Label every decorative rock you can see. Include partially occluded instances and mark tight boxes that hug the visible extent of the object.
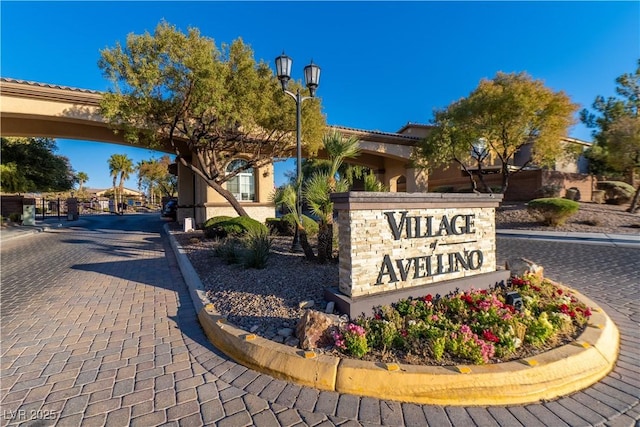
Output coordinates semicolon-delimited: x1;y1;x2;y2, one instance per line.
277;328;294;337
325;301;335;314
299;300;315;309
505;257;544;279
285;337;300;347
296;310;340;350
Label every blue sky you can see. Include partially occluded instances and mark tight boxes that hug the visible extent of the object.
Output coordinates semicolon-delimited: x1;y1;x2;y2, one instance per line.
2;1;638;190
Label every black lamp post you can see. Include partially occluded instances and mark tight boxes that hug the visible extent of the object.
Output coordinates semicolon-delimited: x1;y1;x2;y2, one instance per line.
275;52;321;250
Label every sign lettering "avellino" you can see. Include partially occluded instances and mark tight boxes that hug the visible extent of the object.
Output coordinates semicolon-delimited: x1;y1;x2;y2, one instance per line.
375;211;484;285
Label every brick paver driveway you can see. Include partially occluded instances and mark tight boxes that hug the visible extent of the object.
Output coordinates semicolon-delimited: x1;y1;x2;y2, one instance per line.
1;214;638;426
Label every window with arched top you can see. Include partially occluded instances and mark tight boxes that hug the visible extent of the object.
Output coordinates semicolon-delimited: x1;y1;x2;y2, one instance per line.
226;159;255;201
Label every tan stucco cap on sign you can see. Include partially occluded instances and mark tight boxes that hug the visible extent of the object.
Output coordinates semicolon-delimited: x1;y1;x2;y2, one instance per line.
330;192;504;211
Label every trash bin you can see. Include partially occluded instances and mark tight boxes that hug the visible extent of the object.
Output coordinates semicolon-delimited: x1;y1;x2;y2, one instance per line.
184;217;194;232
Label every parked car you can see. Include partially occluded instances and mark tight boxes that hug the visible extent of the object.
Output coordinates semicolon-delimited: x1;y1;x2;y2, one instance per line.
161;199;177;220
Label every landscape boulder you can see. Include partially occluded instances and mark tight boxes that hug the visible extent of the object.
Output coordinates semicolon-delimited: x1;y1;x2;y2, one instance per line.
506;257;544;280
296;310;340;350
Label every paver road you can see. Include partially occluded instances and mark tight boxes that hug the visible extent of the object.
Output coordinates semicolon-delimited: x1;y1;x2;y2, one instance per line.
1;214;638;426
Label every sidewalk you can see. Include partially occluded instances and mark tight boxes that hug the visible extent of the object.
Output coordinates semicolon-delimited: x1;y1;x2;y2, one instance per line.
0;216;92;242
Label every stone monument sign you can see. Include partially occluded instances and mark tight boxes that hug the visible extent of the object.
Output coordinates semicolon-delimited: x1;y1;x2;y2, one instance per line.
326;192;510;317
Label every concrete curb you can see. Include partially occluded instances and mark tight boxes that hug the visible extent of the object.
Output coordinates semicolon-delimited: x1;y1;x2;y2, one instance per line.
165;227;620;406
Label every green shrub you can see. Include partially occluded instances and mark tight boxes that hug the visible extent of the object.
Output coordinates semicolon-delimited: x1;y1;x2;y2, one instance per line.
203;215;233;229
8;212;21;223
527;198;580;227
241;228;273;269
281;213;319;236
204;216;267;239
596;181;634;205
265;217;294;236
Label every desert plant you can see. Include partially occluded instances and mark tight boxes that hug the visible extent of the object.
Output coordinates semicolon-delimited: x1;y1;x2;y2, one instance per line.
527;198;580;226
213;238;245;264
241;228;272;269
8;212;21;223
596;181;635;205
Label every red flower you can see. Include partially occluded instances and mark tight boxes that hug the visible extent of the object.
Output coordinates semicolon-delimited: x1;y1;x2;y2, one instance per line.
557;289;563;295
482;330;500;343
400;329;408;337
423;294;433;302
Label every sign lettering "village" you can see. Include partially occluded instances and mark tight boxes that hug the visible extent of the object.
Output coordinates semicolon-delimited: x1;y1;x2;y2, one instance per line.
375;211;484;285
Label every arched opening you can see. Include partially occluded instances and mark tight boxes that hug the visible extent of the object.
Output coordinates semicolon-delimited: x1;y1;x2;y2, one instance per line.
390;175;407;192
226;159;255;201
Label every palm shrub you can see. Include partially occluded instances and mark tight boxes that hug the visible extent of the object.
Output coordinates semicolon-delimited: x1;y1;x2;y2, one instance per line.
527;198;580;226
304;131;361;263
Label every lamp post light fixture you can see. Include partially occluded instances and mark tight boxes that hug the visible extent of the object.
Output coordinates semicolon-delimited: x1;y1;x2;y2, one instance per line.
275;52;321;250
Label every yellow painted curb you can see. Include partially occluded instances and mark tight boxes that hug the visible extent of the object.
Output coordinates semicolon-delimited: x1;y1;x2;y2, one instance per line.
197;285;619;406
198;309;339;390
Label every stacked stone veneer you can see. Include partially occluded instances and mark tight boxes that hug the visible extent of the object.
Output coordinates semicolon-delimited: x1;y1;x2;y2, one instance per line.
331;192;504;299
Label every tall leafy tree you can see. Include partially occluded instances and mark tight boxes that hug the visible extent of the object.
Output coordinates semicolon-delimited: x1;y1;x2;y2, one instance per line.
108;154;134;212
416;72;578;193
99;21;326;217
581;60;640;212
581;60;640;178
137;155;177;202
0;137;75;193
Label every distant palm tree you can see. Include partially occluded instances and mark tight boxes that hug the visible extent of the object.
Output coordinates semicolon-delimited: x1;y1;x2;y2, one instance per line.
76;171;89;192
108;154;134;213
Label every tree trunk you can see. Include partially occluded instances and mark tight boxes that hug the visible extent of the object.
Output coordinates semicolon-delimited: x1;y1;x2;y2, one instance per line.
317;222;330;264
501;165;510;194
628;185;640;214
298;225;316;261
326;221;334;262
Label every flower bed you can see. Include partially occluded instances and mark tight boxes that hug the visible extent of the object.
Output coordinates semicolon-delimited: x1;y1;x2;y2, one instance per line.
330;274;592;365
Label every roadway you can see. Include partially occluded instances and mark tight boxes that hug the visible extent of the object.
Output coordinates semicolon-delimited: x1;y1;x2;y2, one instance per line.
0;213;638;426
